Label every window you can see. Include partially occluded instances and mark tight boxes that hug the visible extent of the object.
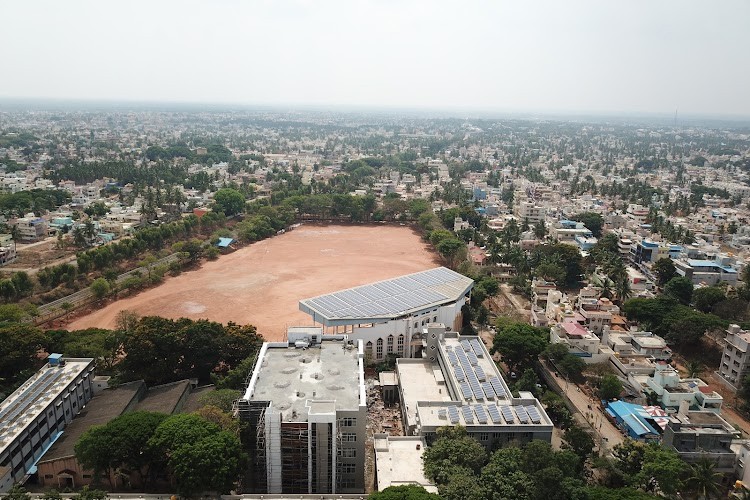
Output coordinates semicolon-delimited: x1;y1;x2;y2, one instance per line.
414;322;418;329
340;448;357;458
340;463;356;474
82;474;92;479
397;334;404;354
365;341;373;359
433;316;437;322
376;338;383;359
340;418;357;427
341;433;357;442
339;478;355;488
387;335;394;354
477;432;489;442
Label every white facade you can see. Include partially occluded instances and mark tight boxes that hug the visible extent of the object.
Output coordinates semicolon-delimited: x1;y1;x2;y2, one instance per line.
719;324;750;390
0;356;95;492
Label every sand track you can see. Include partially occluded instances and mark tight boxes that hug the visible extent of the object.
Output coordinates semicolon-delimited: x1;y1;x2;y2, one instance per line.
66;225;439;340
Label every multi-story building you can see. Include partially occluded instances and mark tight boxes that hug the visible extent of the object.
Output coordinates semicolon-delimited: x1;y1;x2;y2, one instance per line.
394;326;553;448
674;258;739;286
299;267;473;361
236;329;366;495
662;406;739;472
645;363;723;413
0;355;95;492
14;217;48;242
719;324;750;390
515;200;546;224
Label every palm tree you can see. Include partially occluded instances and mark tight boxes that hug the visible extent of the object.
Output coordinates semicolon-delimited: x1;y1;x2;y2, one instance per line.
686;360;705;379
684;457;724;499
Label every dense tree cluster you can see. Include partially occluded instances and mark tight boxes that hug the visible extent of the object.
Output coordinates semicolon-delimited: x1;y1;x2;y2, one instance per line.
76;412;246;496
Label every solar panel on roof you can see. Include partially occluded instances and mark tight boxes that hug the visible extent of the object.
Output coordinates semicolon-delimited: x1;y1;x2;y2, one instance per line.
482;382;495;400
489;377;507;398
447;405;460;424
460;381;473;399
438;408;447;419
487;405;503;424
514;406;529;423
461;405;474;424
460;340;471;351
501;405;515;423
455;366;465;382
467;351;478;365
470;339;484;357
526;406;542;424
474;366;486;381
473;405;488;424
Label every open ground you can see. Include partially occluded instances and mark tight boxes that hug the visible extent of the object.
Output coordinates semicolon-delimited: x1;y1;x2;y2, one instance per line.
66;224;440;340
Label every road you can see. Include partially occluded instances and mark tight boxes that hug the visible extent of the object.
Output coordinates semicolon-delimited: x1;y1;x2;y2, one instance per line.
542;360;624;452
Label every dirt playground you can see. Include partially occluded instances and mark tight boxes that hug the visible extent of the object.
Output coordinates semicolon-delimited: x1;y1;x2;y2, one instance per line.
66;225;440;340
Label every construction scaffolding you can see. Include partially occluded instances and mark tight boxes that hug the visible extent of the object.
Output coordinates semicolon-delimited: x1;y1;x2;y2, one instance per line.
279;422;309;493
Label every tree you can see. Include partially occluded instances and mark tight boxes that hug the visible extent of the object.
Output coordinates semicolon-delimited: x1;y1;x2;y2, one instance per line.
0;279;16;302
558;354;586;379
170;431;247;496
90;277;111;301
533;220;547;240
514;368;540;395
438;471;487;500
369;485;441;500
652;258;677;287
599;373;623;400
685;360;705;378
10;271;33;297
663;276;694;305
77;486;108;500
571;212;604;237
197;389;242;413
1;485;32;500
635;444;686;495
422;426;487;485
693;286;726;313
491;322;548;372
562;425;595;460
0;324;48;382
436;238;465;269
684;457;724;499
39;490;63;500
213;188;246;216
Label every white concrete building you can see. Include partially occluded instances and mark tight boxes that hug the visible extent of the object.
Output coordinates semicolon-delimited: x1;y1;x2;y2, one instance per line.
299;267;473;361
236;330;366;495
395;326;553;447
719;324;750;390
0;355;95;492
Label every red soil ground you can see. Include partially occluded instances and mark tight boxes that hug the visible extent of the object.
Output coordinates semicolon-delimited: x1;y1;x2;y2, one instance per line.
66;224;440;341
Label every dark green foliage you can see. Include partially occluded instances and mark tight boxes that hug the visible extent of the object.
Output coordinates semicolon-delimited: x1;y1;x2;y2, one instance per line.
571;212;604;237
652;258;677;287
0;189;71;216
213;188;246;216
663;276;694;305
692;286;726;313
598;373;623;400
491;320;549;371
120;317;262;385
531;243;583;287
422;427;488;485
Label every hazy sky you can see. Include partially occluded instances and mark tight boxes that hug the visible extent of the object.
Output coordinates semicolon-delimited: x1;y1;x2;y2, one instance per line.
2;0;748;116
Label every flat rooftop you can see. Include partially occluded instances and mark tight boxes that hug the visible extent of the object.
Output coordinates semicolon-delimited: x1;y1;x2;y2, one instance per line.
243;339;364;421
374;435;437;493
0;358;94;454
299;267;474;326
398;334;551;430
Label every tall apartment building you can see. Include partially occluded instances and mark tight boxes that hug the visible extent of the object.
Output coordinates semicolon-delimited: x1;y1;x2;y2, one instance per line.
719;324;750;391
515;200;546;224
236;329;366;495
0;355;95;492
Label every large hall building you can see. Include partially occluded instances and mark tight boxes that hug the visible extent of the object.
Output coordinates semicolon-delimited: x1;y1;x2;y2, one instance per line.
299;267;473;361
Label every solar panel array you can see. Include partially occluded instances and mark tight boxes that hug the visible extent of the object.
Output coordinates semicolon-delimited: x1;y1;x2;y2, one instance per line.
446;341;508;402
437;403;546;426
300;267;473;320
447;405;460;424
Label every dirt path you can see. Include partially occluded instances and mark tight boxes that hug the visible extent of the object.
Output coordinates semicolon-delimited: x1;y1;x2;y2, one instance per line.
66;225;440;340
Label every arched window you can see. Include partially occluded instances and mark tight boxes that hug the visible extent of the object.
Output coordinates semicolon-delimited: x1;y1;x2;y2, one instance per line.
376;338;383;359
365;341;373;359
397;334;405;354
387;335;394;354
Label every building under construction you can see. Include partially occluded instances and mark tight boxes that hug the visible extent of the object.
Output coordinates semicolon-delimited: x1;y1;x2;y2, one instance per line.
235;327;366;495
